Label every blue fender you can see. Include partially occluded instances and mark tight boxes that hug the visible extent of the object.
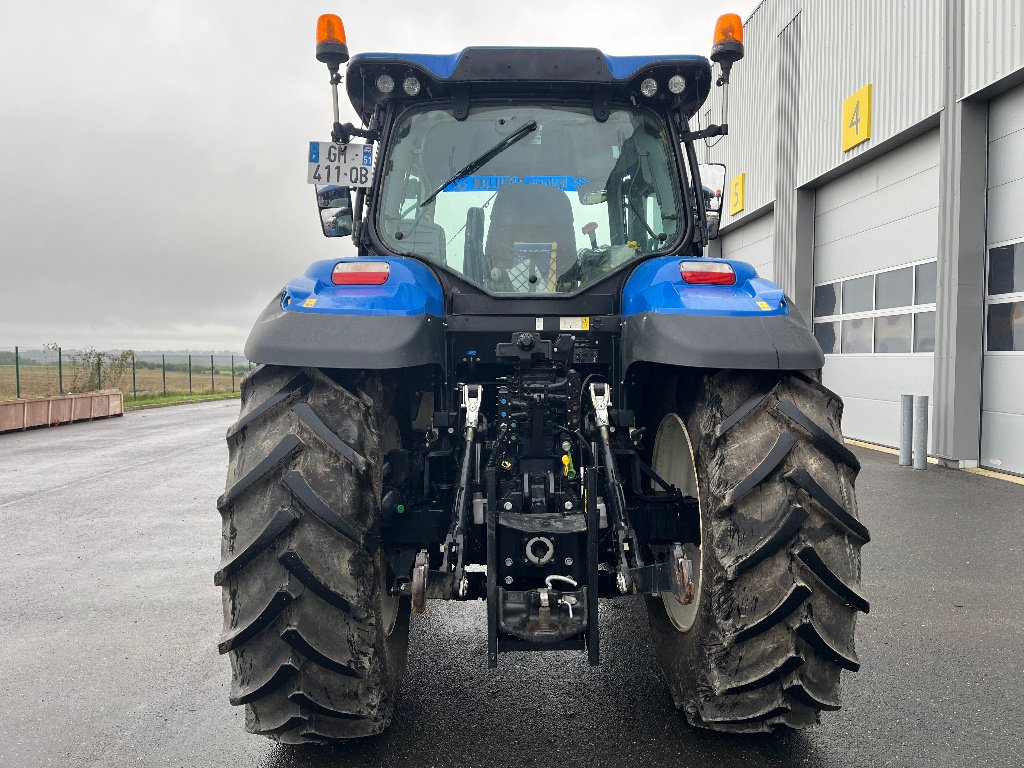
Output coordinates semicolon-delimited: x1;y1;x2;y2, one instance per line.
244;257;446;370
620;257;823;371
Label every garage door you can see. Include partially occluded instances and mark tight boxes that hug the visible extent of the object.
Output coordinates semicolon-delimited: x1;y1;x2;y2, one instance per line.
981;84;1024;475
720;211;774;281
810;130;940;449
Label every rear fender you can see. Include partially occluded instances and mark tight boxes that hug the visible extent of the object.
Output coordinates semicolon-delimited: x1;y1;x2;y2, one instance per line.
244;257;446;370
621;257;824;371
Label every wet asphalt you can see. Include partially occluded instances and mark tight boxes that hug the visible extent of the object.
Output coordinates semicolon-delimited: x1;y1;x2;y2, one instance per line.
0;400;1022;768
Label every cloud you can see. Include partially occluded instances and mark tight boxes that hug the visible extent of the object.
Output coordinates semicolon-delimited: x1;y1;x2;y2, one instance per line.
0;0;758;351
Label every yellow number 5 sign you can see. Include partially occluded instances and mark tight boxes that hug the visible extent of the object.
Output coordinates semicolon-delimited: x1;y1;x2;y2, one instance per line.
729;172;745;215
842;84;872;152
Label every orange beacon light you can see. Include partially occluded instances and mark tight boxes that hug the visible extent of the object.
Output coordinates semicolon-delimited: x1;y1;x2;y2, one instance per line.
316;14;349;70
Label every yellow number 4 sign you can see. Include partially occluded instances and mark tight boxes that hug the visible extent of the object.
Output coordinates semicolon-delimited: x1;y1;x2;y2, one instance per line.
729;172;745;216
842;84;872;152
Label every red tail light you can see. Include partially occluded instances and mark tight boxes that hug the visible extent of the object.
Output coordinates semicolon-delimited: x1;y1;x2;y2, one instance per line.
679;261;736;285
332;261;390;285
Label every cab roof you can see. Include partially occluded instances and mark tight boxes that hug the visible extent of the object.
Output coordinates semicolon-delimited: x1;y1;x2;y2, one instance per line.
345;47;712;124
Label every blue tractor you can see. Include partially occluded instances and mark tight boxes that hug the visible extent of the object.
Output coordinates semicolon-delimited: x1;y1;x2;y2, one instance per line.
217;13;869;743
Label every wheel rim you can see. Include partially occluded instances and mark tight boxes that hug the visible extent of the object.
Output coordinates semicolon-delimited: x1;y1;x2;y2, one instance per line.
652;413;703;633
380;414;402;637
380;553;400;636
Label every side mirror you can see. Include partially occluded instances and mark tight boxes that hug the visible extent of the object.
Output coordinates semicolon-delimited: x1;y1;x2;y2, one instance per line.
316;184;353;238
698;163;726;213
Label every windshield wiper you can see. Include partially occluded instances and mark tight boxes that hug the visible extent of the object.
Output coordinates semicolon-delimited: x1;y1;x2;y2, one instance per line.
417;120;538;210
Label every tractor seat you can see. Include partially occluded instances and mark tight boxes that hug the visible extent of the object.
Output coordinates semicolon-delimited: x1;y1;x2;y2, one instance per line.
485;184;578;282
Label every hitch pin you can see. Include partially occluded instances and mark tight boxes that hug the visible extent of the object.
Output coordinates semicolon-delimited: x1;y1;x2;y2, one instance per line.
559;597;574;619
545;575;579;619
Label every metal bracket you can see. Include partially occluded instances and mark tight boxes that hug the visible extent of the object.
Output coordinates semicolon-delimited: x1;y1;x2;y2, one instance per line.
677;124;728;142
588;382;611;428
462;383;482;430
452;86;470;121
592;86;611;123
628;543;694;603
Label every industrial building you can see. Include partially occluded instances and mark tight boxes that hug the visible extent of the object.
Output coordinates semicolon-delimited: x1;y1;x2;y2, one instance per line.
702;0;1024;474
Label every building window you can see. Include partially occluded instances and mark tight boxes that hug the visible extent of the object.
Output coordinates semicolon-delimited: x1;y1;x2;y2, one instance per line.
986;303;1024;351
842;318;872;353
814;283;840;317
876;267;913;310
843;275;874;314
988;243;1024;296
914;311;936;353
814;321;840;354
915;261;937;304
813;260;938;355
987;244;1024;353
874;313;912;353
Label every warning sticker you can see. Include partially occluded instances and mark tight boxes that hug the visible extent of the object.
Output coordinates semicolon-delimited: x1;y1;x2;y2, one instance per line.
756;301;772;311
303;298;317;308
559;317;590;331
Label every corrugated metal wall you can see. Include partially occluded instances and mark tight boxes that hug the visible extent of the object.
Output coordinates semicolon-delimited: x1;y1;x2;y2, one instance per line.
772;14;806;305
700;0;799;228
719;211;775;280
707;0;1024;192
796;0;944;186
981;82;1024;473
813;131;941;283
963;0;1024;97
699;0;1024;462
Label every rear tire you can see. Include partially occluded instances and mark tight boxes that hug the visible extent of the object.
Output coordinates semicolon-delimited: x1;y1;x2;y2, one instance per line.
645;370;868;732
216;365;410;744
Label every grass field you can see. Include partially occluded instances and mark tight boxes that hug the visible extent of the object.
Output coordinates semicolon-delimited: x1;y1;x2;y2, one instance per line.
124;391;241;409
0;363;250;401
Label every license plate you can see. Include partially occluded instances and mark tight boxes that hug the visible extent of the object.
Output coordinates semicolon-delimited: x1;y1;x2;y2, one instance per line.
307;142;375;187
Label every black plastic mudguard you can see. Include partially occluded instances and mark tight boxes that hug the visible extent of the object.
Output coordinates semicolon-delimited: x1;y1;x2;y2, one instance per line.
243;297;446;370
621;307;824;372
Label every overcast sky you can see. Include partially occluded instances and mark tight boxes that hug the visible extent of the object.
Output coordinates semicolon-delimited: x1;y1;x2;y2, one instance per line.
0;0;759;351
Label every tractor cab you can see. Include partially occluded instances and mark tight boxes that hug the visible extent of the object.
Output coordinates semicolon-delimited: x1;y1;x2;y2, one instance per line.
313;47;730;297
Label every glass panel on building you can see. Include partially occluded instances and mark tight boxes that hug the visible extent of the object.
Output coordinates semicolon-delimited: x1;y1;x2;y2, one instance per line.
876;267;913;309
915;261;937;305
841;318;872;353
874;313;912;352
814;283;839;317
988;244;1024;296
914;310;936;353
987;301;1024;351
814;321;840;354
843;275;874;314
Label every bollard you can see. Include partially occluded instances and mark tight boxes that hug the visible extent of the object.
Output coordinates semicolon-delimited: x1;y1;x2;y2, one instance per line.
913;395;929;470
899;394;913;467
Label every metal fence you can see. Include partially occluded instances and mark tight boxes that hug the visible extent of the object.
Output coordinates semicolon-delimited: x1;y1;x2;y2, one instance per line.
0;346;254;402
